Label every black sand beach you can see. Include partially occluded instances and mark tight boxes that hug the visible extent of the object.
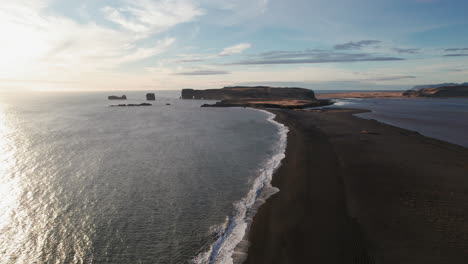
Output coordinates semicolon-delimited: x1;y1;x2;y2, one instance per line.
244;108;468;264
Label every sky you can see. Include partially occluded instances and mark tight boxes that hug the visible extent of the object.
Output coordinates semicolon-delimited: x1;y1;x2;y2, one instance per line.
0;0;467;91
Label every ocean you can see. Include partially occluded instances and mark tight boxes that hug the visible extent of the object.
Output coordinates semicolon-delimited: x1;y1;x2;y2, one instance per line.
0;91;287;264
2;90;467;264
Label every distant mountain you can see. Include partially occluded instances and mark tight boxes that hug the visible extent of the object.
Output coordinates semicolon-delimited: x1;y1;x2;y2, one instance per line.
412;83;468;90
404;85;468;97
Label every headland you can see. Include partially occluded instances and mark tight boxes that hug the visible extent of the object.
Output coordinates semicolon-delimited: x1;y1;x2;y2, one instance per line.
182;86;332;109
317;84;468;99
180;86;468;263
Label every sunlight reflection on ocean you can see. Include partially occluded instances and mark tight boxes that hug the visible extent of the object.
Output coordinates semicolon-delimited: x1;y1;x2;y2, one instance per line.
0;91;280;263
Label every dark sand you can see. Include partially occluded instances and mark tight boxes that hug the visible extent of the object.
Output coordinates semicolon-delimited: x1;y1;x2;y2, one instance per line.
244;108;468;264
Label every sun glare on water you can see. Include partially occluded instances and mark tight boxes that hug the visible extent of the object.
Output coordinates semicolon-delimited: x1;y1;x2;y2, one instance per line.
0;104;24;262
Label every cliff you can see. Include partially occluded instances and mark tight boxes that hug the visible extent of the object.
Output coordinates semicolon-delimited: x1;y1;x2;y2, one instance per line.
108;95;127;100
181;86;317;100
181;86;331;109
146;93;156;101
403;85;468;97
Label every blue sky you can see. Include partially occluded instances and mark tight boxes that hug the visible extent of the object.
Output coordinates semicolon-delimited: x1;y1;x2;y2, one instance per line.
0;0;467;91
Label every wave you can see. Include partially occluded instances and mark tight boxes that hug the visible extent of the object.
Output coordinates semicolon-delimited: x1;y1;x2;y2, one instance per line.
192;110;289;264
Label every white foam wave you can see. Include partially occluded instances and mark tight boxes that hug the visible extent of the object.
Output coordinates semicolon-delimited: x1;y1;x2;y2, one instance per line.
192;110;289;264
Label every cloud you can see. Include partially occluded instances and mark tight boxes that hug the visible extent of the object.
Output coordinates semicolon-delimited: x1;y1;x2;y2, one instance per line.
200;0;270;25
334;40;381;50
102;0;204;36
444;48;468;52
174;70;231;75
364;75;416;81
0;0;190;92
231;50;404;65
174;43;252;63
219;43;251;56
443;54;468;57
234;81;409;90
393;48;420;54
118;38;176;64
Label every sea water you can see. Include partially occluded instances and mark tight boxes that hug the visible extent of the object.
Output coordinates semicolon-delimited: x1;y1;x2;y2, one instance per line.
0;91;286;264
329;97;468;148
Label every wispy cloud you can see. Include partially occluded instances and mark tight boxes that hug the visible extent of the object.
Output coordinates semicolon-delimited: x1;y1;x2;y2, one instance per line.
174;43;252;63
364;75;416;81
231;50;404;65
201;0;270;25
118;38;176;64
219;43;251;56
444;48;468;52
174;70;231;75
393;48;420;54
443;54;468;57
102;0;204;36
334;40;381;50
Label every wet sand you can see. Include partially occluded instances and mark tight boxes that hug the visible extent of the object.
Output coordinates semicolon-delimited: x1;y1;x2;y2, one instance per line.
244;108;468;264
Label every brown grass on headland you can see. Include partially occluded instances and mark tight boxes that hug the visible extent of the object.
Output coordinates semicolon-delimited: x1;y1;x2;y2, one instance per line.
317;91;411;99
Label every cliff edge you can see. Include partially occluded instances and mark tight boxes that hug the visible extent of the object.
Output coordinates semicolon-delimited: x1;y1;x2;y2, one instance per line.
181;86;331;109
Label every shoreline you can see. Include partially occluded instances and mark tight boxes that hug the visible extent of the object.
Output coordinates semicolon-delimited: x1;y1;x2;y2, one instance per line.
192;109;289;264
243;108;468;263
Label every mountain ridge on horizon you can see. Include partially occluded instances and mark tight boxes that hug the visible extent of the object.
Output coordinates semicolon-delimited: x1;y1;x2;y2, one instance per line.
412;82;468;90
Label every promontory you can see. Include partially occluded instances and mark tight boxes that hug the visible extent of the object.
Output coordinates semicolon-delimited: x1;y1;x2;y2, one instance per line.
181;86;331;109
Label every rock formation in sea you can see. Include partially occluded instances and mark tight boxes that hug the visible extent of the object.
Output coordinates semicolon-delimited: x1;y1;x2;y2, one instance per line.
146;93;156;101
108;95;127;100
109;103;152;107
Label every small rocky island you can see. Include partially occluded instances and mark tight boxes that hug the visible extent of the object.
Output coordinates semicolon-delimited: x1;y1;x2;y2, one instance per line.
181;86;331;109
108;95;127;100
109;103;152;107
146;93;156;101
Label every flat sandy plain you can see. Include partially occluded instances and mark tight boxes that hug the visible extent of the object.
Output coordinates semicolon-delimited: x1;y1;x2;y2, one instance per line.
244;108;468;264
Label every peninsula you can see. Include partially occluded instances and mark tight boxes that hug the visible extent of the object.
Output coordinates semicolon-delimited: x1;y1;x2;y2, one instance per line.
317;84;468;99
181;86;332;109
181;86;468;264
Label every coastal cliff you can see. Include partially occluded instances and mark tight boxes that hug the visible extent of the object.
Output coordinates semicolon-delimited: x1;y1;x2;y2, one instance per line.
108;95;127;100
318;84;468;99
182;86;318;100
181;86;331;109
403;85;468;97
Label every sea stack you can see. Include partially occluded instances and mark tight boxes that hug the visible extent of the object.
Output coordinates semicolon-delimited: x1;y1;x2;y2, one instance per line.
108;95;127;100
146;93;156;101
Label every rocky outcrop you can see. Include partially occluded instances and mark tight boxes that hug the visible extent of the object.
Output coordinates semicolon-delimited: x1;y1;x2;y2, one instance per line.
403;85;468;97
201;99;332;109
108;95;127;100
146;93;156;101
411;82;468;90
109;103;152;107
181;86;332;109
181;86;317;100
